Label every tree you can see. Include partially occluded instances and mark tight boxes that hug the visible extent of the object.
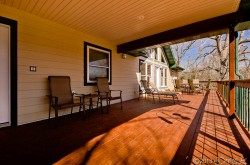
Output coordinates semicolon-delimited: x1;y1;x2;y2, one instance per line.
172;30;250;80
238;30;250;78
172;40;196;66
186;30;250;80
171;40;196;78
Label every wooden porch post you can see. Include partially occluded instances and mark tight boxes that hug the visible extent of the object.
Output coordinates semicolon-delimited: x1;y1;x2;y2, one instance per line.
229;28;236;117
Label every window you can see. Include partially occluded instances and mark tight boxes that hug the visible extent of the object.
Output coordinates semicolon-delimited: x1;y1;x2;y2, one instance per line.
140;60;147;80
154;48;158;60
161;68;167;86
84;42;111;86
139;50;170;88
147;64;151;81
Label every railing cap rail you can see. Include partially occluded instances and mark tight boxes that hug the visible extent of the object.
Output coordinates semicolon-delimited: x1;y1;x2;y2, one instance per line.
231;79;250;83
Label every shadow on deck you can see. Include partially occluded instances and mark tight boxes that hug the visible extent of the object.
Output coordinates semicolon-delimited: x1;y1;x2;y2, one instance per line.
172;90;250;165
0;90;249;165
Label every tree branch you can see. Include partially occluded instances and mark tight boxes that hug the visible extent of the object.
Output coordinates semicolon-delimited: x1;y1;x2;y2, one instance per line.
239;38;250;44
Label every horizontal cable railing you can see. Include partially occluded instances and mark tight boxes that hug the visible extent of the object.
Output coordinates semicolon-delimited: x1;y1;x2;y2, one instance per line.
217;79;250;131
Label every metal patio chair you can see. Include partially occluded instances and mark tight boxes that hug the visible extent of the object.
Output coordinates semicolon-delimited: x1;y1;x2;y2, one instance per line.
140;80;179;103
96;77;122;113
149;82;180;103
188;79;203;95
48;76;84;127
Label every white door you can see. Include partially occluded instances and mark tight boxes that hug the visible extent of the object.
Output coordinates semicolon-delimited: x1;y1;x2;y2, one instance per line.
0;23;10;124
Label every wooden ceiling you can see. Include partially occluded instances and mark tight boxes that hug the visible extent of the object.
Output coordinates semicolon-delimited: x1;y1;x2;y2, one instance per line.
0;0;240;44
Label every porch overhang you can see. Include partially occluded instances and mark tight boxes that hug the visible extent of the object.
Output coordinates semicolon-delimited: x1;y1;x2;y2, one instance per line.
117;0;250;55
170;64;184;71
162;45;184;71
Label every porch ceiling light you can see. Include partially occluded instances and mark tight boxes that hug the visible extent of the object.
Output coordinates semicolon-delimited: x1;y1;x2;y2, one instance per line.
122;53;127;59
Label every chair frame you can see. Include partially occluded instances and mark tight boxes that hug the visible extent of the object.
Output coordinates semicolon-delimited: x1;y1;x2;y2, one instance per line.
149;82;180;103
204;79;211;91
188;79;203;95
175;79;189;93
48;76;84;127
96;77;122;113
140;80;179;103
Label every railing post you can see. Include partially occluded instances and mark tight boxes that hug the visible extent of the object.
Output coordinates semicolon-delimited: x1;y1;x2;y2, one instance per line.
229;28;236;117
217;82;220;93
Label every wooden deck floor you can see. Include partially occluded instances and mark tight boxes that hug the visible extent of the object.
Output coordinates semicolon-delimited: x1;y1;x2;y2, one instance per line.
55;90;249;165
0;90;249;165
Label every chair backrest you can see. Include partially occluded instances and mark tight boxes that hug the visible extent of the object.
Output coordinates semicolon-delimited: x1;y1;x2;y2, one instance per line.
206;79;211;89
136;72;144;92
188;79;195;90
140;80;148;88
193;79;199;84
175;79;181;89
48;76;73;105
140;80;152;94
182;79;188;85
96;77;110;93
149;82;159;91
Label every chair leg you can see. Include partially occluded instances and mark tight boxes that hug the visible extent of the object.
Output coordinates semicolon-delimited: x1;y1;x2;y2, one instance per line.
175;94;179;103
100;99;103;114
78;105;82;116
172;96;175;104
107;98;110;113
120;97;123;110
81;100;85;119
71;106;73;114
48;97;52;124
97;97;99;110
49;106;51;120
48;106;52;125
55;107;58;128
173;94;180;103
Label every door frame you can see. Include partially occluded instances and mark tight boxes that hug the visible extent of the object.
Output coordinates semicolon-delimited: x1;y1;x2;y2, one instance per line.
0;16;17;126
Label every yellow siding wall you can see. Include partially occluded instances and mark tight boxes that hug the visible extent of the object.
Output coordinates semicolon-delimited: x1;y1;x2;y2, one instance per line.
0;5;139;125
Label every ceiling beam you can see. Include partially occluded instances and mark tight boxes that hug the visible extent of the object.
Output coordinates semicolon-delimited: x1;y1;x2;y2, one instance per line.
117;12;240;53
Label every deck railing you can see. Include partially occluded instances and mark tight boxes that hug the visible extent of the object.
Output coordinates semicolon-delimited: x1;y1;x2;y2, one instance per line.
217;79;250;131
199;80;217;89
217;81;230;106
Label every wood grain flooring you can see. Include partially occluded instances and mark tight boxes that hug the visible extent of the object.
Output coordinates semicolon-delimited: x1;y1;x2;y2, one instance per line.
0;90;249;165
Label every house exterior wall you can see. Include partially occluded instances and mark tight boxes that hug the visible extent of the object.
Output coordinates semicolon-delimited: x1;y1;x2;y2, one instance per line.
139;48;176;90
0;5;139;125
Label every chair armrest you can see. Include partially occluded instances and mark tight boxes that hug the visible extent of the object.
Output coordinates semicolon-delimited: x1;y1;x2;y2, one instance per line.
110;90;122;93
97;91;109;94
47;95;59;106
110;90;122;96
96;91;109;98
73;93;84;98
46;94;58;99
110;90;122;92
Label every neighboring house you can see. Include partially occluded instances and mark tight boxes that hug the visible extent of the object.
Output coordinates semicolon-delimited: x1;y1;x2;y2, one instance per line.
139;46;184;91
